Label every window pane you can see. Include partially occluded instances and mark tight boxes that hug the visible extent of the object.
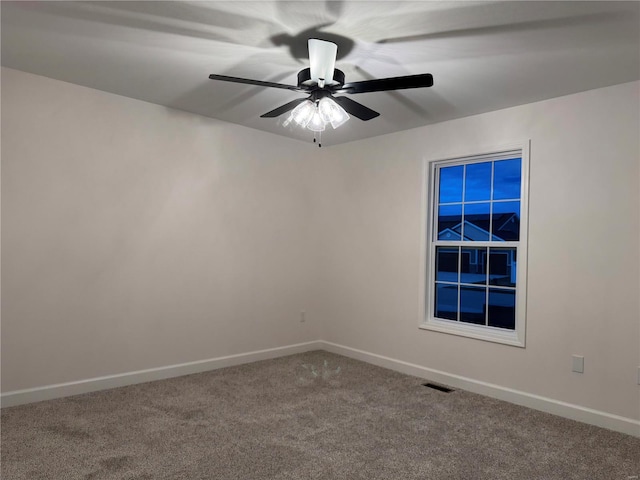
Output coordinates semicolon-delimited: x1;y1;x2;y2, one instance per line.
459;286;486;325
488;288;516;329
493;158;521;200
439;165;463;203
435;283;458;320
492;201;520;241
460;247;487;285
489;248;516;287
436;247;459;283
464;162;491;202
463;202;490;241
438;204;462;241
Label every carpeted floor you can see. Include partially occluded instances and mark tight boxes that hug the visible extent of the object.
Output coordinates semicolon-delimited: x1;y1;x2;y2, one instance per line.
1;351;639;479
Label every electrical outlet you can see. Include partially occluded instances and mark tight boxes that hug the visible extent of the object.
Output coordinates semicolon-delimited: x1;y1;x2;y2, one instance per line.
572;355;584;374
300;311;306;323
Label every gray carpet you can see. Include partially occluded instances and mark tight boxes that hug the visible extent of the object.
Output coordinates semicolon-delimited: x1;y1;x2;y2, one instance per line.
2;351;639;479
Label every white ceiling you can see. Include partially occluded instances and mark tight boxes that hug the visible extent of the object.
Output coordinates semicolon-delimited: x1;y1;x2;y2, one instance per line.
2;1;639;147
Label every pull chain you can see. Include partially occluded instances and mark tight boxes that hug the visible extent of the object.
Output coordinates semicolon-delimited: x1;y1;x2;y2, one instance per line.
312;131;322;147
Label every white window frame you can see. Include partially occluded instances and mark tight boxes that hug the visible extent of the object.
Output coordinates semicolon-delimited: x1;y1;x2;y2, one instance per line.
420;142;530;347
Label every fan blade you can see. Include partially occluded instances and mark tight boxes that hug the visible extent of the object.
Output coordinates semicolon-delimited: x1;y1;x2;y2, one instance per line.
308;39;337;83
208;74;308;92
336;74;433;94
260;98;307;118
333;97;380;121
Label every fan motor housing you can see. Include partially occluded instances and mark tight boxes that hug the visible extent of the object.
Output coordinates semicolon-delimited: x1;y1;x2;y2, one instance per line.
297;68;345;88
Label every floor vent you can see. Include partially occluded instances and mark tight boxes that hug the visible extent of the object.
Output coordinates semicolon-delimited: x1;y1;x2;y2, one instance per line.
422;382;454;393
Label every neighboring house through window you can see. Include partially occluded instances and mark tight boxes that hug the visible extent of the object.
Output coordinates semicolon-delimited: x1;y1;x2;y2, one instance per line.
422;144;529;347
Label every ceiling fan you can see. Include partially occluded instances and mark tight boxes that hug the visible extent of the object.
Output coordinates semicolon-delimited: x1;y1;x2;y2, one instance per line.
208;39;434;146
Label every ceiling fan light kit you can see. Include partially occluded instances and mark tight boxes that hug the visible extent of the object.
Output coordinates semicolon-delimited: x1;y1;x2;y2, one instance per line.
283;97;350;131
208;39;434;146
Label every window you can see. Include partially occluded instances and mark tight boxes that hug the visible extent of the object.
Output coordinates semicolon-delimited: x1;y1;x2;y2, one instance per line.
422;145;529;347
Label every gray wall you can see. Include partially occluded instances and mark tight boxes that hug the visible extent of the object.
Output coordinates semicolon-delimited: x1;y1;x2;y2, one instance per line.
1;68;320;391
309;81;640;420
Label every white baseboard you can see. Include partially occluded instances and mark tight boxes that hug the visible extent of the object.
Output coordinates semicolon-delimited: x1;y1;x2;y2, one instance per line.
3;339;638;438
319;341;640;438
0;341;323;408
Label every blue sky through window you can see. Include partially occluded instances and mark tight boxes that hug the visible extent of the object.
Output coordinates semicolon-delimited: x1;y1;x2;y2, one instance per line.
493;159;521;200
438;166;463;203
464;162;491;201
439;158;521;204
438;158;522;242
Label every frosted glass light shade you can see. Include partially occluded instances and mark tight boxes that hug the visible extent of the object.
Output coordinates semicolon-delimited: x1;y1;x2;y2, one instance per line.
308;39;337;84
290;100;315;127
318;97;349;129
306;110;326;132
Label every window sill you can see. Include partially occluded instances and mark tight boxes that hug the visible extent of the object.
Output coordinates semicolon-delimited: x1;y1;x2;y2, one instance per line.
420;318;525;347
